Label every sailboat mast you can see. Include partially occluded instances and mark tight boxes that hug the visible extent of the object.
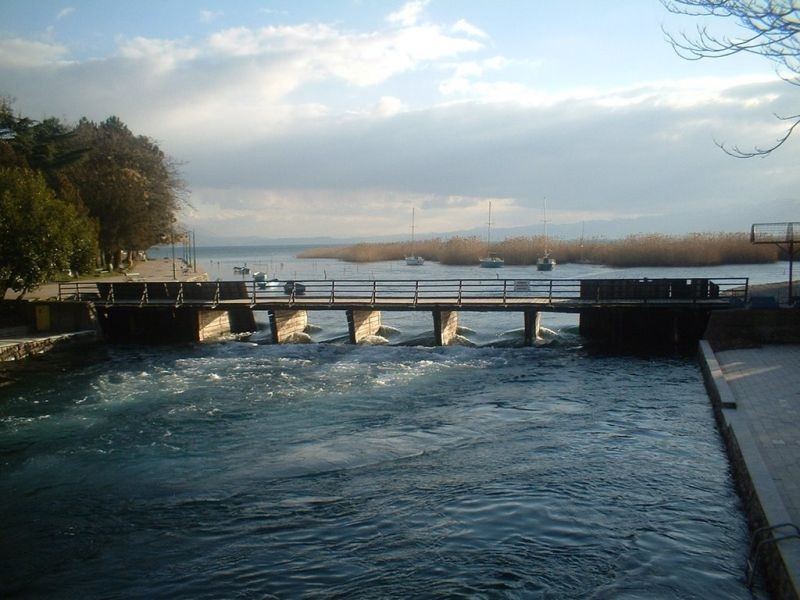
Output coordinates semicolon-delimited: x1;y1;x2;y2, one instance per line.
410;207;416;253
543;198;549;254
487;201;493;251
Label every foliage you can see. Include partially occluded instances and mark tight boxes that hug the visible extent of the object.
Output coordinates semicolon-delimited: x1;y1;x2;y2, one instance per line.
67;116;186;266
1;98;186;273
662;0;800;156
0;168;98;296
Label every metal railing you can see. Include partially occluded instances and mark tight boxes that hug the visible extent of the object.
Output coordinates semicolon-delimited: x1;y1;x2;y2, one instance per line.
57;277;750;308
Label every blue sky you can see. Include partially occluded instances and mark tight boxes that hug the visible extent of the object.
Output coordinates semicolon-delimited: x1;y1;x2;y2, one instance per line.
2;1;798;242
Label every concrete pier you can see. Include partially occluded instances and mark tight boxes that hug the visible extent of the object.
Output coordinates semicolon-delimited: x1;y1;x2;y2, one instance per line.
700;342;800;599
523;310;541;346
268;309;309;344
347;309;382;344
432;310;458;346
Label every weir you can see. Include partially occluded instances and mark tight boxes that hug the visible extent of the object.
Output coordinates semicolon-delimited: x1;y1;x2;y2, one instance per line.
55;277;749;347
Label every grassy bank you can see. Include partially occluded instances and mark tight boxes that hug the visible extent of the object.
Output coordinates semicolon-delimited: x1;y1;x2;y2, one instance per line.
297;233;778;267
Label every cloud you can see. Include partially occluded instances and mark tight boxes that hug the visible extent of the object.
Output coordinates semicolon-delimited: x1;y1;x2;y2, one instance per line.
173;77;799;237
386;0;430;27
451;19;488;39
56;7;75;20
199;9;223;23
0;4;797;240
0;38;69;68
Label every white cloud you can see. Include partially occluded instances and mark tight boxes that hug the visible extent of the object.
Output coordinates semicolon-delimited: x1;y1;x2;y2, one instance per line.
451;19;488;39
56;7;75;20
0;38;69;67
373;96;407;116
118;37;199;71
199;9;223;23
1;5;797;240
386;0;430;27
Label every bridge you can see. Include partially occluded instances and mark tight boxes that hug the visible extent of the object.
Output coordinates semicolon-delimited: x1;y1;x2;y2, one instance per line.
55;277;749;346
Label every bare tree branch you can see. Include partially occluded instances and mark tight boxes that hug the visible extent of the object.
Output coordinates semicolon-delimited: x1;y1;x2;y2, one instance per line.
662;0;800;156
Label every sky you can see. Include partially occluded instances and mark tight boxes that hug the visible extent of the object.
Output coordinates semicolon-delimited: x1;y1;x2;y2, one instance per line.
1;0;799;243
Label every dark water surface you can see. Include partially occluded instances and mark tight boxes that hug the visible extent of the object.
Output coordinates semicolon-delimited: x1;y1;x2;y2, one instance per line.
1;342;758;598
4;248;781;598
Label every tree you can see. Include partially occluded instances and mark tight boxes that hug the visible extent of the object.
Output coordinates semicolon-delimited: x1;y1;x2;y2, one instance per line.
663;0;800;156
68;117;186;268
0;167;98;297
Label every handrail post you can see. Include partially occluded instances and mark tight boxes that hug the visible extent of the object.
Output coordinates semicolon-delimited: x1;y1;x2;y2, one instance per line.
371;280;377;304
457;280;463;306
414;280;419;305
213;281;220;307
548;279;553;303
329;280;335;304
502;279;507;304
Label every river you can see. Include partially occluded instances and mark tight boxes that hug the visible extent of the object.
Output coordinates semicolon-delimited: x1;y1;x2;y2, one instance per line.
2;245;787;598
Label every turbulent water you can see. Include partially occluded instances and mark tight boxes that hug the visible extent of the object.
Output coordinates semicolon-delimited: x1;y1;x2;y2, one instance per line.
1;341;760;599
2;248;787;598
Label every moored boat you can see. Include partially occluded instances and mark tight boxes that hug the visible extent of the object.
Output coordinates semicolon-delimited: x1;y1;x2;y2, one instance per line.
404;207;424;266
479;201;504;268
536;199;556;272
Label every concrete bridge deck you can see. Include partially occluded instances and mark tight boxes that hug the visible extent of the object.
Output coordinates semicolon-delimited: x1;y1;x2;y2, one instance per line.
51;276;748;346
57;276;749;312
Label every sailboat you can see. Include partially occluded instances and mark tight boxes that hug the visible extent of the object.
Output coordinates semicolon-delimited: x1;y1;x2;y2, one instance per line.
479;201;504;268
536;199;556;271
404;207;424;266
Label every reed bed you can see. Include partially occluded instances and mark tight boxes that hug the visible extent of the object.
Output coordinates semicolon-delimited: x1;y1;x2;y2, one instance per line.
297;232;777;267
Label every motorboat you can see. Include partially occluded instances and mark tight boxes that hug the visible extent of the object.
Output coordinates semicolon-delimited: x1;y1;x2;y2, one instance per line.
537;254;556;271
284;280;306;296
253;272;281;290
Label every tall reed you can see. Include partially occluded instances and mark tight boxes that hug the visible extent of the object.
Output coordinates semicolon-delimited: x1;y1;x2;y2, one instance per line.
297;232;777;267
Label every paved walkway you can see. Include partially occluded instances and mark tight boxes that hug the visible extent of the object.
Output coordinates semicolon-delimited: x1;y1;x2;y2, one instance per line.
3;258;207;301
702;342;800;598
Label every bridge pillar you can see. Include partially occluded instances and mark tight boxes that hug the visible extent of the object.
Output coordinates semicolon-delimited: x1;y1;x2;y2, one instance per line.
268;309;309;343
523;310;541;346
347;309;382;344
432;310;458;346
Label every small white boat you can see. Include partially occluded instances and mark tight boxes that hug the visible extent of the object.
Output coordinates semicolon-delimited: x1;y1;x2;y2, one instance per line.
404;207;424;266
480;201;504;268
